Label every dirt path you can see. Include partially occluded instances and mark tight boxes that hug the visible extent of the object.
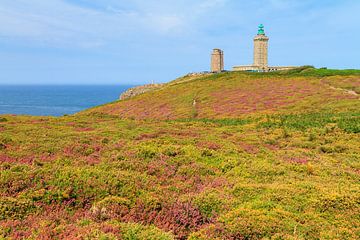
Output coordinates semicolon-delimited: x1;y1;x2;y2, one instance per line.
321;78;359;97
328;86;358;96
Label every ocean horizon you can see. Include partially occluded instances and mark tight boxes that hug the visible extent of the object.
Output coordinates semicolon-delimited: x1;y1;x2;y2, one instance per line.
0;85;133;116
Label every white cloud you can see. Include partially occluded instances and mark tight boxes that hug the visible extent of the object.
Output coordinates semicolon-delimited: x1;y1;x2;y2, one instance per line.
0;0;228;48
0;0;118;47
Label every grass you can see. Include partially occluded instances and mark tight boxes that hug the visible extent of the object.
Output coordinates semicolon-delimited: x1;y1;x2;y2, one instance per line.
83;67;360;120
0;68;359;239
260;112;360;133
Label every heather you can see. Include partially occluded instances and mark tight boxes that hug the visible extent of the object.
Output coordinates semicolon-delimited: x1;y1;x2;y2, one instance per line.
0;69;359;239
85;68;360;120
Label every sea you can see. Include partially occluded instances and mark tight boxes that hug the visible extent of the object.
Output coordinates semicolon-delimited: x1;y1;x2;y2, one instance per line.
0;85;133;116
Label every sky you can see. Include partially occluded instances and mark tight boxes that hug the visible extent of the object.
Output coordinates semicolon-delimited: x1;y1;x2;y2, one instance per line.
0;0;359;85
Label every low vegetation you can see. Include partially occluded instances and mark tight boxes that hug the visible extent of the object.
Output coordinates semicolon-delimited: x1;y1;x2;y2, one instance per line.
0;68;359;239
84;67;360;120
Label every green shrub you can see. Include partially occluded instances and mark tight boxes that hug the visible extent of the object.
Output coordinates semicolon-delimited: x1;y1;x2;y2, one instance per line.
84;230;117;240
281;128;291;138
162;146;183;157
43;167;141;205
27;189;46;201
0;197;34;220
120;223;174;240
96;196;131;208
194;190;224;219
0;167;33;195
317;194;360;212
273;67;360;77
338;117;360;133
219;208;290;239
232;185;264;203
260;112;360;133
137;146;157;160
319;145;347;153
0;117;7;123
0;136;13;145
308;132;317;141
201;149;213;157
0;143;6;150
91;196;131;221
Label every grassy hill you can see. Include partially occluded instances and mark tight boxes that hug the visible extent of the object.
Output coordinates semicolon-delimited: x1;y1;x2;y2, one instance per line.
0;67;359;239
84;67;360;120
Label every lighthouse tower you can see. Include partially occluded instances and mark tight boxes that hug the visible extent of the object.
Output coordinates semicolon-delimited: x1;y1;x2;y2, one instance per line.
211;49;224;73
253;24;269;70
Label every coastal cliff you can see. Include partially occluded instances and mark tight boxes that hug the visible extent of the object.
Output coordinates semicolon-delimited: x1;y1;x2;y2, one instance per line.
119;84;164;100
119;72;212;100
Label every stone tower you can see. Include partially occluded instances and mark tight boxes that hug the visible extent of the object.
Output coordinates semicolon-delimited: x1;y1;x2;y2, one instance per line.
211;49;224;72
253;24;269;69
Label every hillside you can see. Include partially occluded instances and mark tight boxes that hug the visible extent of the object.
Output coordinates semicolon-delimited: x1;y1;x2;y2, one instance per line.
0;68;360;239
84;68;360;120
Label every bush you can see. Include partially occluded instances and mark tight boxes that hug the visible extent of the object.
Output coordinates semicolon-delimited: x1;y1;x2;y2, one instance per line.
124;201;208;239
162;146;183;157
43;167;141;206
218;208;289;239
194;190;224;219
260;112;360;133
0;117;7;122
338;117;360;133
120;223;174;240
308;133;317;141
84;229;117;240
0;197;34;220
319;145;347;153
0;136;12;145
201;149;213;157
91;196;131;220
317;194;360;212
137;146;158;160
0;143;6;150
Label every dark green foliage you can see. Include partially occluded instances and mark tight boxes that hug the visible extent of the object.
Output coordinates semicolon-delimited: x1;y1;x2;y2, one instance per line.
260;112;360;133
266;66;360;77
338;116;360;133
209;66;360;78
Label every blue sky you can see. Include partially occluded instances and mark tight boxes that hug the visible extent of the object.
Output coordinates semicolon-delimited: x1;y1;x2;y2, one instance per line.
0;0;359;85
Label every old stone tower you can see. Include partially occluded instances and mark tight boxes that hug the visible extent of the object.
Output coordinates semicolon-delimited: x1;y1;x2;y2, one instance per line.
253;24;269;69
211;49;224;73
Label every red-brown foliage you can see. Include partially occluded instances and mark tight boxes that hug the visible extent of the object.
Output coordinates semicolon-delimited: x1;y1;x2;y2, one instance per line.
122;201;209;239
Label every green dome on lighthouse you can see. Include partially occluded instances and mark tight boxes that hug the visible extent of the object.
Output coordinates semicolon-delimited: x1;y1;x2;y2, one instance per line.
258;24;265;35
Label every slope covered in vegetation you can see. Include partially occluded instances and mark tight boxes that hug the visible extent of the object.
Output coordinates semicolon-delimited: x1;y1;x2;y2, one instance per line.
85;67;360;120
0;68;360;239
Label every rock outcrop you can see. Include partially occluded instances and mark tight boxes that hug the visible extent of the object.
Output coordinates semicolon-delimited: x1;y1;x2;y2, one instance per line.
120;84;164;100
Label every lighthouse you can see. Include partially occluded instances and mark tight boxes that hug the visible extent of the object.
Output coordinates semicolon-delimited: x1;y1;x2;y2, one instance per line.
253;24;269;70
211;49;224;73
